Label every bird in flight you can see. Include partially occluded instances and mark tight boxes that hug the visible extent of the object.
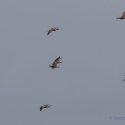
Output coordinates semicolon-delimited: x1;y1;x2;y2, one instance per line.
40;104;52;111
49;56;62;69
47;27;59;35
116;12;125;19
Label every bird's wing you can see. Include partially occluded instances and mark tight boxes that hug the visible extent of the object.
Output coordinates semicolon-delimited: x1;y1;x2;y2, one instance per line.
122;12;125;17
46;104;51;108
55;56;61;61
47;30;51;35
52;57;59;65
47;31;51;35
52;56;61;66
54;56;61;63
52;60;58;66
47;28;54;35
40;106;43;111
54;27;59;30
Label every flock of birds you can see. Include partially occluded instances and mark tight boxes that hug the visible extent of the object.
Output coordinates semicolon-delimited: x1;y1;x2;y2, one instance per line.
40;27;60;111
40;11;125;111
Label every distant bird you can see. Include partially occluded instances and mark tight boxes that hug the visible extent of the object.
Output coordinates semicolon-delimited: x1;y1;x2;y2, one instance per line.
122;78;125;82
116;12;125;19
47;27;59;35
40;104;52;111
49;56;62;69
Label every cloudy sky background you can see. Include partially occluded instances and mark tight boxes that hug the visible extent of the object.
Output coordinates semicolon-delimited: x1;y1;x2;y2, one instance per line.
0;0;125;125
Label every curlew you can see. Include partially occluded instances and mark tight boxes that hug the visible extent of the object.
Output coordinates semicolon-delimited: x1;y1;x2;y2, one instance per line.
49;56;62;69
47;27;59;35
40;104;52;111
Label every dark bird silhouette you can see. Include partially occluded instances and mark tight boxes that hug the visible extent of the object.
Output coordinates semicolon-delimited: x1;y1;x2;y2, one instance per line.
116;12;125;19
40;104;52;111
47;27;59;35
49;56;62;69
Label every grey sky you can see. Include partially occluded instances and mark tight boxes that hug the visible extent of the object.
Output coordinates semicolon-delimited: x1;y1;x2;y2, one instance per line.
0;0;125;125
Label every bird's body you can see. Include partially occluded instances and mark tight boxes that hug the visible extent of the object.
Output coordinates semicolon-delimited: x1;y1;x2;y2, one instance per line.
47;27;59;35
117;12;125;19
49;65;59;69
40;104;51;111
49;56;62;69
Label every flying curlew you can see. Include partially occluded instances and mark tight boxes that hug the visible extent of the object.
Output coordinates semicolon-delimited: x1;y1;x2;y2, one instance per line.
47;27;59;35
40;104;52;111
49;56;62;69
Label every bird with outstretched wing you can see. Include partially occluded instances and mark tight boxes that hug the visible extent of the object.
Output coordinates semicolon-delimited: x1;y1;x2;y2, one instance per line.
40;104;52;111
47;27;59;35
49;56;62;69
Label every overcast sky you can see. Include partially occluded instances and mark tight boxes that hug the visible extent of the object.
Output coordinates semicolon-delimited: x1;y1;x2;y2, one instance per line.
0;0;125;125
